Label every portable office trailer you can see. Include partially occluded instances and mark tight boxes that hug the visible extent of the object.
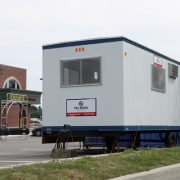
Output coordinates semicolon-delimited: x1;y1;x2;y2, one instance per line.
42;37;180;148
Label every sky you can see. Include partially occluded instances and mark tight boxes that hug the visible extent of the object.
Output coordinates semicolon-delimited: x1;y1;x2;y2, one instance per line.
0;0;180;91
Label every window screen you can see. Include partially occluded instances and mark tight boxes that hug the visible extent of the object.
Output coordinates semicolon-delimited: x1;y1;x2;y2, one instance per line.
151;65;166;92
61;57;101;86
62;60;80;85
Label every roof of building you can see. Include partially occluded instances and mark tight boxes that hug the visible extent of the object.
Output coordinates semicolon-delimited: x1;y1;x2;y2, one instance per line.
43;36;180;65
0;88;41;104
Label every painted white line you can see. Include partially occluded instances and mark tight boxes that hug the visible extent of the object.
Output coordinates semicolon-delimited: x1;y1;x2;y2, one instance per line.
20;149;49;151
0;161;32;163
0;153;14;155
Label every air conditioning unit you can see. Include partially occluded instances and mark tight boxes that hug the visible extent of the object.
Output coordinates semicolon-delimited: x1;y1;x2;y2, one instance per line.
168;63;178;79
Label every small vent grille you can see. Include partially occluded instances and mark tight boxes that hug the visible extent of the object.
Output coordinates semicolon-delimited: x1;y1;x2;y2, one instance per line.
151;65;166;93
168;63;178;79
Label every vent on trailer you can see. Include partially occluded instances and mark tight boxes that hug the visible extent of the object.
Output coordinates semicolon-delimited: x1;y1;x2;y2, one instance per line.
168;63;178;79
151;65;166;93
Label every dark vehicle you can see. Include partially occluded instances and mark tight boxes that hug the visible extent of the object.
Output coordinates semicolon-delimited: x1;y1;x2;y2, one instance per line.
32;127;42;136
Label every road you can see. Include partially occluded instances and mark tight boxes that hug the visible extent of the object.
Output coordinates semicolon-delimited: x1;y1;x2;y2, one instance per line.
0;135;53;168
0;135;98;168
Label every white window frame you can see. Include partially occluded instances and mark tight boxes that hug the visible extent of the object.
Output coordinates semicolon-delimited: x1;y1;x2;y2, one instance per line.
3;76;22;89
60;57;102;87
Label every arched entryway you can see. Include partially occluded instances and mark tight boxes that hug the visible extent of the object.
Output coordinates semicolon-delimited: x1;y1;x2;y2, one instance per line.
1;100;28;129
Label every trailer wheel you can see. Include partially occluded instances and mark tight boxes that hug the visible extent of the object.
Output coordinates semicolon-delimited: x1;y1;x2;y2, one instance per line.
166;132;176;147
105;137;115;151
83;142;90;151
176;134;180;145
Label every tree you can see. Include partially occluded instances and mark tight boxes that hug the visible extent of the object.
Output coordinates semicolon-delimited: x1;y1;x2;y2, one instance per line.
31;105;42;119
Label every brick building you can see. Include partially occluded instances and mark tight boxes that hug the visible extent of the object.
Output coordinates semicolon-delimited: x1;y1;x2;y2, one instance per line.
0;64;41;135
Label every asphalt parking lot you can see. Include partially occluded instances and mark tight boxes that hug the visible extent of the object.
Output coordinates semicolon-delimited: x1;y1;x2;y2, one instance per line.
0;135;54;168
0;135;102;169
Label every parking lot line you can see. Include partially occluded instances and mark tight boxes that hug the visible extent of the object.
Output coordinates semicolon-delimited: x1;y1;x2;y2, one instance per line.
20;148;50;151
0;161;31;163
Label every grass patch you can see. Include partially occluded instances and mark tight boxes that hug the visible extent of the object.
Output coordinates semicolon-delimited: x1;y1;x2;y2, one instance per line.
1;147;180;179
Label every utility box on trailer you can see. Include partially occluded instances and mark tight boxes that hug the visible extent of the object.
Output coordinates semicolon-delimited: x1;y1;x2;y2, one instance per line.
42;37;180;145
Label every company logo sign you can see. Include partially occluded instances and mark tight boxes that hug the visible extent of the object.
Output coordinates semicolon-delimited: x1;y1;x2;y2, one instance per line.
66;98;96;116
78;101;84;107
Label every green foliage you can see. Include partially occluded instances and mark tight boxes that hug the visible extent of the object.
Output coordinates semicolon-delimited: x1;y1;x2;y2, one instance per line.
1;147;180;179
31;105;42;119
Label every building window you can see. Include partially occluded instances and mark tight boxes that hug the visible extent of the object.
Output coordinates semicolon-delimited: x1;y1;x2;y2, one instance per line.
151;65;166;93
3;77;21;89
61;57;101;86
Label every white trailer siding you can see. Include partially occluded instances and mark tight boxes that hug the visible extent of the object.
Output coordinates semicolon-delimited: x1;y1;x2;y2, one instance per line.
43;41;124;127
123;42;180;127
42;37;180;139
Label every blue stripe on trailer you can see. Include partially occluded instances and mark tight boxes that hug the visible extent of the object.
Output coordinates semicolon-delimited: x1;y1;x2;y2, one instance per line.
42;125;180;133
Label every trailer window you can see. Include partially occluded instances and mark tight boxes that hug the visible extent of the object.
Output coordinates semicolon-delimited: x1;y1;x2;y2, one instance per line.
151;65;166;93
61;57;101;86
62;60;80;85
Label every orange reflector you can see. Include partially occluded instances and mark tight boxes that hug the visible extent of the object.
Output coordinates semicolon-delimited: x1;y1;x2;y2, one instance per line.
75;47;85;53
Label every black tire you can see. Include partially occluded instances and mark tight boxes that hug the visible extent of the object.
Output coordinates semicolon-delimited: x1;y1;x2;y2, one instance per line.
36;130;41;136
166;132;177;147
105;137;115;151
176;134;180;145
83;140;90;151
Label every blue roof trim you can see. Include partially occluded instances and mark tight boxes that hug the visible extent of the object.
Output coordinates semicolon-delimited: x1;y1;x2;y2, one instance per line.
43;37;124;49
43;36;180;65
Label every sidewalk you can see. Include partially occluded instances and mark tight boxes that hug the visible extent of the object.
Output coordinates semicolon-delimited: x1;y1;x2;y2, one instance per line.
110;163;180;180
